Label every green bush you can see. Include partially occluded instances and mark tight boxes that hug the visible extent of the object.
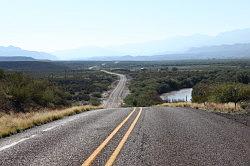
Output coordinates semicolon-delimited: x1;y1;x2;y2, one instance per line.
0;69;4;79
192;83;214;104
124;66;249;107
89;97;101;106
213;83;250;107
192;83;250;108
92;92;102;98
0;71;69;112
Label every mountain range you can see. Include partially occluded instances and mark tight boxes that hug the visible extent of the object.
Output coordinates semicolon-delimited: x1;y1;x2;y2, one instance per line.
87;43;250;61
53;28;250;60
1;28;250;61
0;56;36;61
0;45;57;60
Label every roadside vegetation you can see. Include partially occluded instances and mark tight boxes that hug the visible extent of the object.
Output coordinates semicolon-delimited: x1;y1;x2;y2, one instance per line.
122;60;250;111
50;70;116;106
0;69;116;112
0;60;249;137
124;69;204;106
0;105;99;138
159;102;244;113
0;63;116;138
0;70;69;112
192;83;250;109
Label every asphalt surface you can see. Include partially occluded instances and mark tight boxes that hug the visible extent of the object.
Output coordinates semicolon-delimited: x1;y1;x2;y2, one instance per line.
101;70;127;108
0;107;249;166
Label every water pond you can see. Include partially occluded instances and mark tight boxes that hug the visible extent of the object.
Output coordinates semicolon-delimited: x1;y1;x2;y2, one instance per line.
160;88;193;102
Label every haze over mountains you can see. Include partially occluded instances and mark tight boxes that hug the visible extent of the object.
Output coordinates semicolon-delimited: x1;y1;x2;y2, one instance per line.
1;28;250;61
0;45;57;61
54;28;250;60
0;56;36;61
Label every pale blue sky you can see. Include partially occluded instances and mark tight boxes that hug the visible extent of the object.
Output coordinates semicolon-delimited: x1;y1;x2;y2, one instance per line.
0;0;250;51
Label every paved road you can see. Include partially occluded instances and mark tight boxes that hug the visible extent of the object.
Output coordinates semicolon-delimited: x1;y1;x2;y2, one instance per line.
0;107;249;166
101;70;127;108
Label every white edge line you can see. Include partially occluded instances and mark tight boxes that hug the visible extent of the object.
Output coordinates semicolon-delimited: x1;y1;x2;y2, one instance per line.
0;107;119;152
42;126;58;132
0;134;37;152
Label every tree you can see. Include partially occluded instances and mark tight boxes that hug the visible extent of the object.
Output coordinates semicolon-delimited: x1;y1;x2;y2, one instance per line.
192;83;213;105
89;97;101;106
0;69;4;79
92;92;102;98
172;67;178;71
237;72;249;84
214;83;250;109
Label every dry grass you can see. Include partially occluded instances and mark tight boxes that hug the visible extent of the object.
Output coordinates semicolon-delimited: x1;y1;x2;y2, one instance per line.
159;102;246;114
0;105;100;138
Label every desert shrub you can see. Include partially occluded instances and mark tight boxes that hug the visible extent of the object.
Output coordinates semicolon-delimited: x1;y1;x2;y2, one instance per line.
89;97;101;106
92;92;102;98
0;71;68;112
213;83;250;108
192;83;214;104
237;72;249;84
192;83;250;109
124;65;250;107
0;69;4;79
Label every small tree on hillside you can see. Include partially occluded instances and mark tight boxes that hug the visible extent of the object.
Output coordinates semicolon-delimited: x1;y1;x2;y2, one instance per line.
237;72;249;84
0;69;4;79
192;83;213;105
214;83;250;109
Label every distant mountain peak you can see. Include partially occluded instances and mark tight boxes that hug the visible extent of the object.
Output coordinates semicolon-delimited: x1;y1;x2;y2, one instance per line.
7;45;16;48
0;45;57;60
0;56;36;61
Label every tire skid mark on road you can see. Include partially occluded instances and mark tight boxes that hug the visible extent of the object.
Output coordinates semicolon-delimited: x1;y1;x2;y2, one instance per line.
82;107;137;166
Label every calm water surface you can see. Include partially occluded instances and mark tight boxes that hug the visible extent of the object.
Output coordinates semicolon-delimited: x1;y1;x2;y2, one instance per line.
160;88;193;102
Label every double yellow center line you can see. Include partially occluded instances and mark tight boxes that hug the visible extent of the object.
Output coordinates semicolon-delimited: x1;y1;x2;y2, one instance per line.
82;107;142;166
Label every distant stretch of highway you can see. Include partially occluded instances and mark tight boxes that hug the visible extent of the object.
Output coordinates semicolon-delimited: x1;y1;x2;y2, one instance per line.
101;70;127;108
0;71;249;166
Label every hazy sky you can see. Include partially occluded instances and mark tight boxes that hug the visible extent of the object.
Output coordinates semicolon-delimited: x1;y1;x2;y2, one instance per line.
0;0;250;52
